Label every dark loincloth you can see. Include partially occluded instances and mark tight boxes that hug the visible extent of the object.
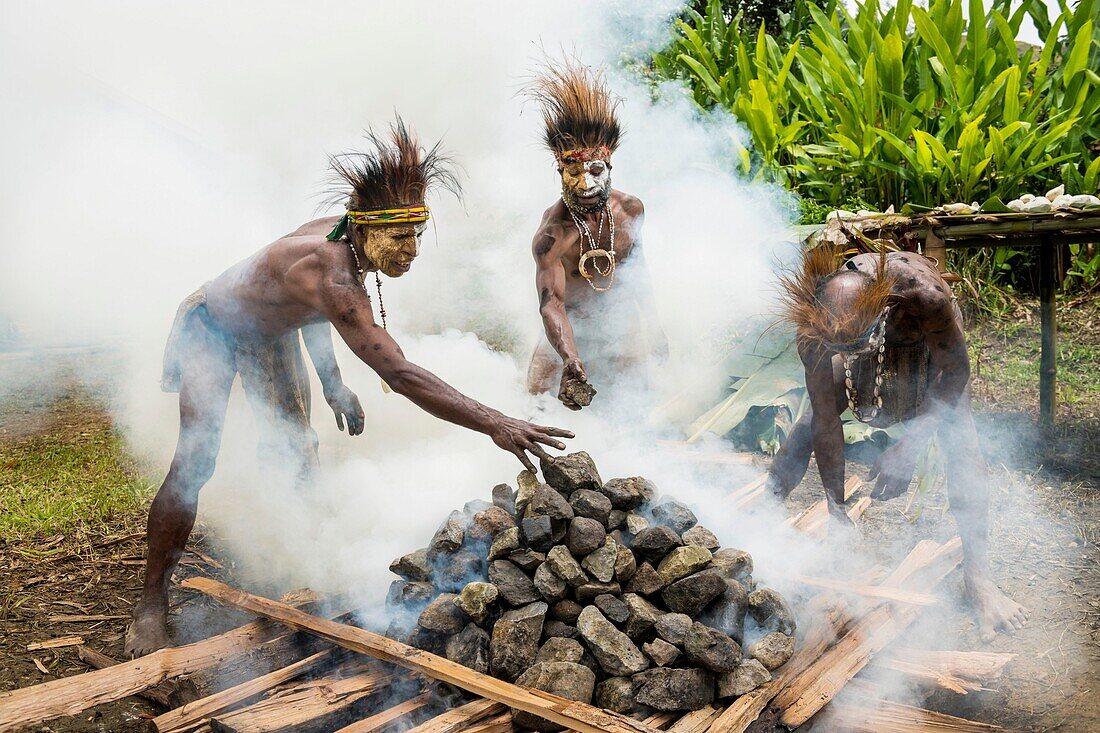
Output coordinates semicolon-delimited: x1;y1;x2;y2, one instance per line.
847;338;932;427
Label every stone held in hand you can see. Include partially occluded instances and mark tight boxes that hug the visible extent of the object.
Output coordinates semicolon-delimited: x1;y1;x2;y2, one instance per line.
748;586;797;635
566;516;606;556
682;525;720;552
632;667;715;711
683;621;742;672
489;601;547;682
540;451;603;495
651;498;698;534
643;638;681;667
576;606;650;676
656;545;713;584
747;631;795;670
581;538;619;583
488;560;540;606
546;545;588;587
630;526;682;563
561;376;597;408
570;489;613;527
446;623;491;674
717;658;772;698
488;526;520;561
661;571;727;617
419;593;467;635
512;661;597;732
390;548;432;581
455;582;499;625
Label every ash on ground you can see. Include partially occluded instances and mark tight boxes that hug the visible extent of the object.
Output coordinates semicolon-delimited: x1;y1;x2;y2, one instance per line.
385;451;796;728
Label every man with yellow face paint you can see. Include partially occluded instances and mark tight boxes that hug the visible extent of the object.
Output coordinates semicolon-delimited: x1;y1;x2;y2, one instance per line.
127;118;574;657
524;58;667;410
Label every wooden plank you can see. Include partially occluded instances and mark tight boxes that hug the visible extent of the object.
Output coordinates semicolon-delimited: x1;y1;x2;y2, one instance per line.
787;576;939;606
869;649;1016;695
74;646;178;708
1039;237;1058;427
405;699;503;733
828;680;1012;731
182;578;660;733
332;692;432;733
461;712;515;733
665;705;722;733
728;476;767;508
153;649;334;732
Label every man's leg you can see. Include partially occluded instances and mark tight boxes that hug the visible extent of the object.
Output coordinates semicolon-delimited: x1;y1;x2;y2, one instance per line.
939;403;1029;641
126;320;235;657
767;409;813;498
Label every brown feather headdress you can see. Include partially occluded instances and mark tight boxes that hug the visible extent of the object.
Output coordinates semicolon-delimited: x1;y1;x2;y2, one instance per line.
777;245;895;351
327;116;461;213
524;57;622;165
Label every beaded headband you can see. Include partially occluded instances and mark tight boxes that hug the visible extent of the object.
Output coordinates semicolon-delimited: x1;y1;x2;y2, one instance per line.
348;205;431;225
557;146;612;165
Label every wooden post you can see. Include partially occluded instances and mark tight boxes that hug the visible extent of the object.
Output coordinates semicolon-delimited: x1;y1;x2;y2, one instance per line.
1039;237;1057;427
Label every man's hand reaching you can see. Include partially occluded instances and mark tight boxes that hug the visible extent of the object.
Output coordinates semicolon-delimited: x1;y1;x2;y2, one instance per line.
325;384;365;435
489;416;574;473
558;358;592;411
869;440;919;500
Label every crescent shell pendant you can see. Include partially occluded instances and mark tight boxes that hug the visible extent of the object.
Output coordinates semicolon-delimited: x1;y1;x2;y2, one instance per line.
579;248;615;279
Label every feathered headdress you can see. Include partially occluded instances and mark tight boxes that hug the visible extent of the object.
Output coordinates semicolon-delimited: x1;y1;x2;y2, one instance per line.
777;245;895;351
326;116;461;238
524;57;622;166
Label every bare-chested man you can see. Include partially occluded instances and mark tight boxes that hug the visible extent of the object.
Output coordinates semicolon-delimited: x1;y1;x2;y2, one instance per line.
770;247;1028;641
524;59;667;410
126;120;573;656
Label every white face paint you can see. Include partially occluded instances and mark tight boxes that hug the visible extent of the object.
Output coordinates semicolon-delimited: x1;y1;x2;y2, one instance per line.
560;159;612;212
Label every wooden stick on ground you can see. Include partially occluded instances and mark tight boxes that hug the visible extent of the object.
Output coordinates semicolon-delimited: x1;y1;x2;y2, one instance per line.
869;649;1016;695
332;692;433;733
827;680;1013;732
74;647;178;708
728;476;767;508
181;577;660;733
26;636;84;652
460;712;514;733
787;575;940;606
153;649;334;733
404;698;504;733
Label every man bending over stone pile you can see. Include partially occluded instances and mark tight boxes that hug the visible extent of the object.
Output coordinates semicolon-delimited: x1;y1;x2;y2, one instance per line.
768;246;1028;641
126;118;573;657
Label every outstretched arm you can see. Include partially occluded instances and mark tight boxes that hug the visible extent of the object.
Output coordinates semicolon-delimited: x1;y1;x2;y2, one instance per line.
301;322;364;435
534;220;581;368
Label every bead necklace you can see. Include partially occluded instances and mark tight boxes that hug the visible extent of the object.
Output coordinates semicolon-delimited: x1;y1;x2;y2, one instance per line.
842;308;890;423
567;201;616;291
347;238;392;393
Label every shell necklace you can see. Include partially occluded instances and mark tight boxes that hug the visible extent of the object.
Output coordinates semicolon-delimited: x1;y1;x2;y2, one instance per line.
567;201;616;292
842;308;890;423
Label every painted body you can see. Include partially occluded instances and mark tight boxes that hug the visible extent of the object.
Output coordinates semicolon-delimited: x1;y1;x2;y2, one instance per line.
769;251;1028;641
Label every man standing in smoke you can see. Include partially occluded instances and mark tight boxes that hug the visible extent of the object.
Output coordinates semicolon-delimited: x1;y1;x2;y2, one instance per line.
524;58;667;410
769;247;1028;641
126;119;573;657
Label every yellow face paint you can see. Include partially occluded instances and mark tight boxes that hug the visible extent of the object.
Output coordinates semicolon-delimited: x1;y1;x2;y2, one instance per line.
363;223;423;278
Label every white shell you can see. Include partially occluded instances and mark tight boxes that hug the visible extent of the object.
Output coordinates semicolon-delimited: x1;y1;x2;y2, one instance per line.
1007;198;1025;211
1045;184;1065;201
1022;197;1053;213
1066;194;1100;207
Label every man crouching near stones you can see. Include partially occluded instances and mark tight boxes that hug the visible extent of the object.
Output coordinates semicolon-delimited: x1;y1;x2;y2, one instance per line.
126;118;573;657
768;246;1028;641
523;58;667;410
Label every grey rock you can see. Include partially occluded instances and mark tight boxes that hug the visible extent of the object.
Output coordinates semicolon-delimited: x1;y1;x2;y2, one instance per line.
712;548;754;582
576;606;649;676
469;506;517;541
621;593;662;638
747;587;797;635
428;511;466;557
454;582;499;625
536;637;585;665
570;489;613;526
656;545;713;584
661;571;727;616
594;594;631;625
435;550;484;593
526;484;575;522
489;602;547;682
488;560;539;606
682;525;720;552
651;499;698;534
625;512;650;535
386;580;434;608
488;526;521;561
543;619;578;639
541;452;603;495
566;517;606;556
492;483;517;515
446;623;491;674
389;548;432;582
534;562;568;603
508;549;546;573
408;627;447;655
614;543;637;583
418;593;466;634
515;470;540;515
551;599;583;624
607;510;626;530
697;579;748;642
683;621;742;672
747;631;795;670
576;581;621;604
632;668;714;711
717;659;772;698
623;562;666;596
521;516;554;552
631;526;682;563
643;638;681;667
595;676;636;714
546;546;588;587
654;613;693;646
512;662;596;732
600;477;646;510
581;538;618;583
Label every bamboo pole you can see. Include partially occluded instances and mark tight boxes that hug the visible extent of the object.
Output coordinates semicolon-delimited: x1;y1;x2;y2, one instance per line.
181;578;659;733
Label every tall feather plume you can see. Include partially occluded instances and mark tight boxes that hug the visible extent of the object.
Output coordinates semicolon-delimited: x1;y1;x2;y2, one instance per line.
523;56;622;159
777;245;895;350
327;116;462;212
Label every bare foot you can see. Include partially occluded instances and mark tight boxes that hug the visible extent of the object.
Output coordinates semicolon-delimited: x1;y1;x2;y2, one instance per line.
965;575;1029;642
124;606;171;658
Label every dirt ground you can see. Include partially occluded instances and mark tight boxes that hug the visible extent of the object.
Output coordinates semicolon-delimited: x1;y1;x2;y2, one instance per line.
1;305;1097;732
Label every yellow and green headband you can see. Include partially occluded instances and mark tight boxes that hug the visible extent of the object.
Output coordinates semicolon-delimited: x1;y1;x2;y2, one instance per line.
327;205;430;241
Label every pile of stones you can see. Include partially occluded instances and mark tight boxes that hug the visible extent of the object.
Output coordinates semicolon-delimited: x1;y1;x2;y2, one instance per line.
385;452;796;727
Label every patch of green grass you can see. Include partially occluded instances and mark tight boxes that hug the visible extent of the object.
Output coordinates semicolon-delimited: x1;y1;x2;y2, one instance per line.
0;408;154;545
